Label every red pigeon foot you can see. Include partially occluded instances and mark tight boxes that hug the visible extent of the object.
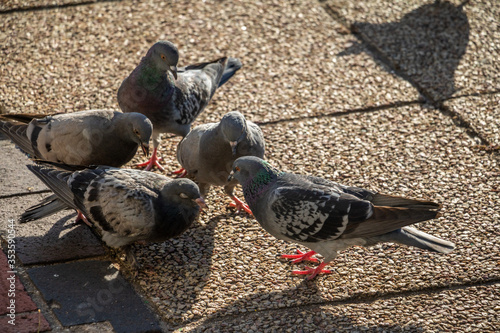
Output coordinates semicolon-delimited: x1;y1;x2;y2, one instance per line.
172;168;187;178
75;210;92;227
228;195;252;214
281;249;319;263
136;147;164;171
292;262;332;280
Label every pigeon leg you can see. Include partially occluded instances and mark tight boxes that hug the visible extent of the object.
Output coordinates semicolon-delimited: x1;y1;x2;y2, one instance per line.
124;245;141;270
292;262;332;280
136;147;164;171
172;168;187;178
228;195;253;214
75;210;92;227
281;249;319;263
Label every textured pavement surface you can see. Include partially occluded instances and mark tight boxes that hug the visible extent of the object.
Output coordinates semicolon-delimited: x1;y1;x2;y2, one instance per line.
1;0;499;332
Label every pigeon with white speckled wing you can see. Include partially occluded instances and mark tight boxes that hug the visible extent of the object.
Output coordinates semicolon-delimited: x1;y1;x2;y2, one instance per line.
176;111;265;214
22;163;207;268
117;40;242;171
228;157;455;280
0;110;152;167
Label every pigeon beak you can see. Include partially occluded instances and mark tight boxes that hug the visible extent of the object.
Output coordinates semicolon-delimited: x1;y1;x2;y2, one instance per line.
229;141;238;155
227;171;234;182
141;142;150;157
169;66;178;80
195;197;208;211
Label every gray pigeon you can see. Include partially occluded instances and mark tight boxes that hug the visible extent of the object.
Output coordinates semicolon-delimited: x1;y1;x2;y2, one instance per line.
176;111;265;214
22;163;207;268
228;157;455;279
0;110;152;167
117;40;242;171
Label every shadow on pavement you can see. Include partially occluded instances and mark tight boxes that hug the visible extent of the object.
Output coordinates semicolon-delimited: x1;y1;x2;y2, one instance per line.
188;278;423;331
339;0;470;102
133;212;222;325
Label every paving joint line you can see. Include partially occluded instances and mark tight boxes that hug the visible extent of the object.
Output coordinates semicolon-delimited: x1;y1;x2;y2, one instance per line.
0;189;51;200
0;0;122;15
181;278;500;329
255;100;422;127
443;89;500;101
318;0;496;152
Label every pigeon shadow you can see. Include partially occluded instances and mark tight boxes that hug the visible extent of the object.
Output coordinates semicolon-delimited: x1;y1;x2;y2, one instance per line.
186;279;423;331
339;0;470;102
13;211;106;266
132;212;224;325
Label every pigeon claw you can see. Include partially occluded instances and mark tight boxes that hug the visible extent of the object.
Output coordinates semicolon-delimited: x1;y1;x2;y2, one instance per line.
75;210;92;227
281;249;319;263
136;148;164;171
172;168;187;178
292;262;331;280
229;196;253;215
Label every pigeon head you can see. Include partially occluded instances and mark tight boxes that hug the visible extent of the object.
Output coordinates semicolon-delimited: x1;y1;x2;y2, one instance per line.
162;179;207;210
146;41;179;79
220;111;248;155
124;112;153;157
229;156;283;188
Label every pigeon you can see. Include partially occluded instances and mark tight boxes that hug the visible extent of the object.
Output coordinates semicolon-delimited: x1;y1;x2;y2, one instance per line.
0;110;152;167
228;157;455;279
176;111;265;214
22;163;207;268
117;40;242;171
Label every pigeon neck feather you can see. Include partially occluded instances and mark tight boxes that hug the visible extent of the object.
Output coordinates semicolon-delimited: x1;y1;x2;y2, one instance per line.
243;165;284;205
135;57;175;102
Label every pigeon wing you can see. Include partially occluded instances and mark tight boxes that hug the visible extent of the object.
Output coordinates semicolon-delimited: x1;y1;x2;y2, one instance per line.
269;186;373;243
173;58;227;125
81;170;158;241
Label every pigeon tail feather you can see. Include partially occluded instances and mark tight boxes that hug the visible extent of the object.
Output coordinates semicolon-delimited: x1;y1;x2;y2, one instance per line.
0;121;37;157
370;193;441;210
343;205;440;239
25;164;78;213
372;227;455;254
218;57;242;87
0;113;49;123
20;194;68;222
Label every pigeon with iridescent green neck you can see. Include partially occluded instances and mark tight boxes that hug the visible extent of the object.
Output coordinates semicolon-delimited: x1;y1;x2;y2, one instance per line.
117;40;242;171
176;111;265;214
228;157;455;280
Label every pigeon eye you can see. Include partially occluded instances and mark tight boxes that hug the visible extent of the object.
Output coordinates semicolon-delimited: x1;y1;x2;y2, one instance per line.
160;54;166;60
133;129;140;135
235;167;240;172
179;193;189;199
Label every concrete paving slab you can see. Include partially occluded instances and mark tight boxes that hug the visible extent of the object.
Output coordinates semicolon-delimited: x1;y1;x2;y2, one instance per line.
0;0;498;331
0;0;99;12
0;0;418;126
444;92;500;146
27;260;162;333
184;283;500;332
0;194;105;265
325;0;500;102
0;135;49;196
131;104;499;325
324;0;466;25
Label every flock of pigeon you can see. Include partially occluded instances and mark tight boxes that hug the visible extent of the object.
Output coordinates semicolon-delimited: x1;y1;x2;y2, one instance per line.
0;41;454;279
